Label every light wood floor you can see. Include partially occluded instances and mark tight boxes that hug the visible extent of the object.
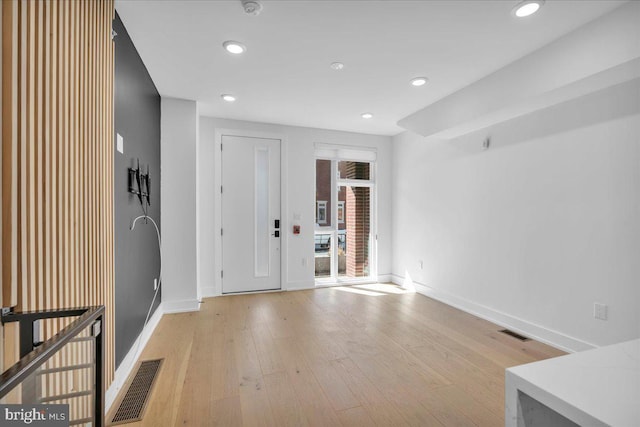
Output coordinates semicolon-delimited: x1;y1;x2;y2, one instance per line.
109;284;565;426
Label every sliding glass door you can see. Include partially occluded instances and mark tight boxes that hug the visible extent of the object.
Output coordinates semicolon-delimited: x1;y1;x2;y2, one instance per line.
315;157;376;284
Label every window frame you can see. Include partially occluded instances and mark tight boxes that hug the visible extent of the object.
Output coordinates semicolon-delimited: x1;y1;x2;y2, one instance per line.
316;200;328;225
337;201;345;224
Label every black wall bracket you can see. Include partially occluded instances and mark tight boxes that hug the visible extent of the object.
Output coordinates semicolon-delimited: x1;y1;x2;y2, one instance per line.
128;158;151;207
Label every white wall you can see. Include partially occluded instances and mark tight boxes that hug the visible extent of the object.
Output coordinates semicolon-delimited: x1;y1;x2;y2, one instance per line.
160;98;200;311
198;117;392;295
392;79;640;351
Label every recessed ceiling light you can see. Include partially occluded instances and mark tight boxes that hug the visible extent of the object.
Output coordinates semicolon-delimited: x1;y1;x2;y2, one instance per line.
410;77;428;87
513;0;544;18
361;113;373;119
221;94;236;102
330;62;345;70
223;40;246;54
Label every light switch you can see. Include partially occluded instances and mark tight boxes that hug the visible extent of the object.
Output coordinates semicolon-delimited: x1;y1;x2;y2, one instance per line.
117;133;124;154
594;303;608;321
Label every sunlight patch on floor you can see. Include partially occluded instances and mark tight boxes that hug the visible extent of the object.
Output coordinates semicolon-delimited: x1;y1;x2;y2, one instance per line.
330;283;414;296
354;283;414;294
332;286;386;296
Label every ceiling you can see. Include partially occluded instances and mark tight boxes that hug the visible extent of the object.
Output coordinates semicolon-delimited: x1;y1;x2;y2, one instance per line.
115;0;626;136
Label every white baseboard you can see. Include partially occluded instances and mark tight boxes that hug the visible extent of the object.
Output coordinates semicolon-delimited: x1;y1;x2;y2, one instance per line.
390;274;596;353
106;303;165;412
377;274;392;283
200;285;217;298
163;299;201;314
285;280;316;291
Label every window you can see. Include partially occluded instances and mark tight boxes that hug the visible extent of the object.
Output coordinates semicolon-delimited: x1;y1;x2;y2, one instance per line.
338;161;371;181
337;201;345;224
316;201;327;224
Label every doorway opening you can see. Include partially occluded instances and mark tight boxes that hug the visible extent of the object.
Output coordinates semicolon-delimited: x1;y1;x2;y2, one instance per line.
314;156;376;284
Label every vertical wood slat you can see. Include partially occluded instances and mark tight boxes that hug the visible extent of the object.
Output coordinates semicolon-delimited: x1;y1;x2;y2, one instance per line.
2;0;19;309
2;0;22;379
36;0;43;314
68;0;75;314
1;0;115;391
48;0;57;322
1;0;19;375
26;0;35;312
43;0;52;334
78;3;85;417
56;0;65;356
18;0;26;311
62;0;69;313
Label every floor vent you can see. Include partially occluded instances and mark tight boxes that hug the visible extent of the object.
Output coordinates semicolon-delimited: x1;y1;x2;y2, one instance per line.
110;359;163;425
499;329;530;342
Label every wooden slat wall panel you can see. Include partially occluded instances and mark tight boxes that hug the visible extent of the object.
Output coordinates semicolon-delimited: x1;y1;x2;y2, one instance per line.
1;0;115;389
2;0;20;382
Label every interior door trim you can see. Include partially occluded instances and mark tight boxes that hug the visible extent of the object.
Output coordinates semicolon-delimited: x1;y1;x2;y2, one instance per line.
213;128;287;297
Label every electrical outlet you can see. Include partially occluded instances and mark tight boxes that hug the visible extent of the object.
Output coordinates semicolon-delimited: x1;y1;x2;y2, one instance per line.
418;260;424;270
302;258;307;267
594;303;607;320
153;278;158;291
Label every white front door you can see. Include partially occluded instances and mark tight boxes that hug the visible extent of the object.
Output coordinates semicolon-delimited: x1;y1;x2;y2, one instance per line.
222;135;281;293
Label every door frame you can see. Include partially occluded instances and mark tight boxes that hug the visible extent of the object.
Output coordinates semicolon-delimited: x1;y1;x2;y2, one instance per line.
213;128;288;296
314;155;378;286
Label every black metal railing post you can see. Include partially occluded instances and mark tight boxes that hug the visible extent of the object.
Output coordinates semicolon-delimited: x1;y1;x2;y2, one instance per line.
94;314;105;427
18;318;36;358
16;317;38;403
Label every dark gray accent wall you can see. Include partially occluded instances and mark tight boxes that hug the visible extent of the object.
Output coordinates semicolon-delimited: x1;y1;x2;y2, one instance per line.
114;12;161;368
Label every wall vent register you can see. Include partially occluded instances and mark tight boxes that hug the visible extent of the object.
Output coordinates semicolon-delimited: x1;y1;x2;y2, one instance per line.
110;359;163;425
